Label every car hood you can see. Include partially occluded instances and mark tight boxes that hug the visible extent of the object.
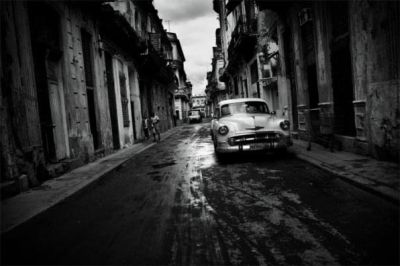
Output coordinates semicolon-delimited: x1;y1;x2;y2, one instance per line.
219;113;283;133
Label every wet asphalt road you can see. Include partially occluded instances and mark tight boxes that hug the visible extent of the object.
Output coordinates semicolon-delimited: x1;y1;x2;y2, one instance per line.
1;123;399;265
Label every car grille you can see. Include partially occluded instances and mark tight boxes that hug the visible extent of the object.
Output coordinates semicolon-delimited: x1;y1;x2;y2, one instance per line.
228;132;281;146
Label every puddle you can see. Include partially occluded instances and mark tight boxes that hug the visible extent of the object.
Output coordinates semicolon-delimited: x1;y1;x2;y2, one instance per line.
152;161;176;169
147;171;160;175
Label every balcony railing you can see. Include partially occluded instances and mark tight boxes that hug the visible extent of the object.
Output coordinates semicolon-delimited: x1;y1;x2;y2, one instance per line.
228;16;257;62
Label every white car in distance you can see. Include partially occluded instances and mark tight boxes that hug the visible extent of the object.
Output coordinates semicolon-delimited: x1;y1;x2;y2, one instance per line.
188;110;202;123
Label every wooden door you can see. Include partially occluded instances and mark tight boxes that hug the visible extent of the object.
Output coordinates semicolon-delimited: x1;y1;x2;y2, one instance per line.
46;58;67;160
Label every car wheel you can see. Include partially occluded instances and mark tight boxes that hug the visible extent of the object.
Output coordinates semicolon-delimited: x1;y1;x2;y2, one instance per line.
213;139;225;160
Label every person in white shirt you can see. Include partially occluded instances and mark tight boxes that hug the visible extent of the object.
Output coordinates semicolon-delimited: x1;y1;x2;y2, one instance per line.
150;112;160;142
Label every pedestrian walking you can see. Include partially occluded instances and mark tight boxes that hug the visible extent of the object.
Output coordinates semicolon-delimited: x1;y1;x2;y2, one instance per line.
150;112;161;142
142;115;150;140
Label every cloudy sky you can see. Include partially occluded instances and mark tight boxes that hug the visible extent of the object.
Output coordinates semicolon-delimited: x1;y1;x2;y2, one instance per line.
153;0;218;96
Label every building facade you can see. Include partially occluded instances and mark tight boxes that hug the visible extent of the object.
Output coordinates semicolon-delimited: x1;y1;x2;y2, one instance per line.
167;32;192;122
211;0;399;161
1;0;181;191
191;95;206;117
205;47;227;116
111;0;178;133
258;0;399;161
211;0;285;114
174;81;192;121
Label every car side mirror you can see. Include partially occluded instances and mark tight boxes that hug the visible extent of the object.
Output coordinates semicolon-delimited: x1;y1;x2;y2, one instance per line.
271;111;276;115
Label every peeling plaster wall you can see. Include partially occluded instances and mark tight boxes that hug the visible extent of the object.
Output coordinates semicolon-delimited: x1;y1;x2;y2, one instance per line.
349;0;400;160
290;4;309;132
1;1;43;181
113;58;134;148
1;1;117;183
276;19;289;119
313;2;334;135
142;80;175;132
129;65;143;141
62;3;114;161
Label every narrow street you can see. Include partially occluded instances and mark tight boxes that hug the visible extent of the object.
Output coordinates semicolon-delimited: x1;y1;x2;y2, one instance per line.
2;123;398;265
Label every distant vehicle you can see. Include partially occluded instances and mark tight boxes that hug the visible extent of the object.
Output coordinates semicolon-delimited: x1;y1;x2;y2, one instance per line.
188;110;202;123
210;98;292;157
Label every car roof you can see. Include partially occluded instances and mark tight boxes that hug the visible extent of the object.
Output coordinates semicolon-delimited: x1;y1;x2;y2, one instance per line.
217;98;267;106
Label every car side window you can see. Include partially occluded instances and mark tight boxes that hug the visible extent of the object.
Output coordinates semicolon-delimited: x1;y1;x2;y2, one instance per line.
221;105;231;116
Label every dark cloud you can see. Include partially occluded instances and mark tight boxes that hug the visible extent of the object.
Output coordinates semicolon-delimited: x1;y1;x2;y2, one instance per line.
154;0;211;22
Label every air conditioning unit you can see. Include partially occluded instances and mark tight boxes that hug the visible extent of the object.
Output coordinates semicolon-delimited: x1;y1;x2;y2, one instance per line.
298;8;312;26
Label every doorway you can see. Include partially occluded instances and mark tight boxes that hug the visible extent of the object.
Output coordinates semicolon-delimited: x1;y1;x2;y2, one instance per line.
301;11;320;136
29;3;68;162
128;68;137;141
81;29;99;150
105;52;120;149
330;1;356;136
283;25;298;130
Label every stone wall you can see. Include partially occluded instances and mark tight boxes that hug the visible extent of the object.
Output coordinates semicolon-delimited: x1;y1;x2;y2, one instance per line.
349;0;400;160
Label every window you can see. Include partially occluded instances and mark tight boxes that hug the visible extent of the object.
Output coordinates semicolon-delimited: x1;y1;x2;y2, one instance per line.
119;73;130;127
250;61;258;84
81;30;94;87
221;101;270;117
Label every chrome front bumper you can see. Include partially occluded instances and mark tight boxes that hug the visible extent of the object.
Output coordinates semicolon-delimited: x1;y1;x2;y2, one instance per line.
216;134;292;153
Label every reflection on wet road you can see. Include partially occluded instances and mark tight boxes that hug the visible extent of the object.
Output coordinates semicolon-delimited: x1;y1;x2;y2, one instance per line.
2;123;398;265
170;125;398;265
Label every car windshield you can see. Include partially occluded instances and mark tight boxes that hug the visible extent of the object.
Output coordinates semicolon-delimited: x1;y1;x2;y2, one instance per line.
189;110;200;116
220;101;270;116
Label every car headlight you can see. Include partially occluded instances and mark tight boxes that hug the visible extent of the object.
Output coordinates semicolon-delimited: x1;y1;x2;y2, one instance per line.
280;120;290;130
218;125;229;135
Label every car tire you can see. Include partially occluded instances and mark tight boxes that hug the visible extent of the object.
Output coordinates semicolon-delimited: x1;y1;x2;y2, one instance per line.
213;139;225;161
215;150;227;162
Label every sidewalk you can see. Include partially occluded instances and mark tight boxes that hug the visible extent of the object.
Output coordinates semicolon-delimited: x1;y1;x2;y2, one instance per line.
1;127;179;234
291;139;400;203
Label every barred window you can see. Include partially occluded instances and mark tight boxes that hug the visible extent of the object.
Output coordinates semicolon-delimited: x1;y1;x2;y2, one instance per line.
251;61;258;84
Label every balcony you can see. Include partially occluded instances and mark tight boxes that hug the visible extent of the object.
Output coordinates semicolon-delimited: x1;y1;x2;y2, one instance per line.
140;40;175;84
174;86;191;101
167;59;183;70
255;0;293;13
227;17;257;62
226;0;241;13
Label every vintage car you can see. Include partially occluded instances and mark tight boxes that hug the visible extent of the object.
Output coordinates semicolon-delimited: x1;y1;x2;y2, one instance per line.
188;110;202;123
210;98;292;156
